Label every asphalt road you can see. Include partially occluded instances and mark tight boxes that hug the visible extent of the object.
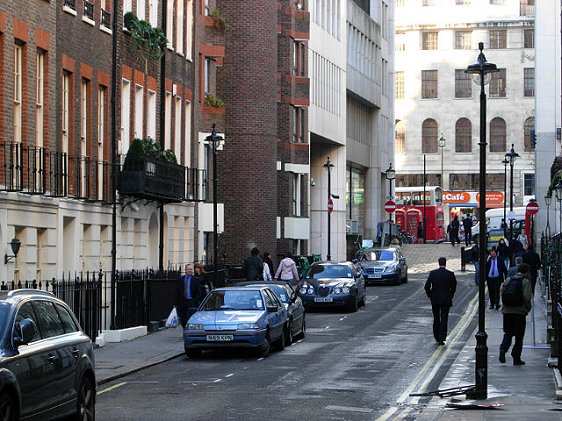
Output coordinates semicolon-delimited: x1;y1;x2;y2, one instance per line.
97;271;478;421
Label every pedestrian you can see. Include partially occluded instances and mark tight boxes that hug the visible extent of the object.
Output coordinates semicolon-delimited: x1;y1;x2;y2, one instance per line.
176;264;204;328
450;215;460;246
522;244;542;294
263;251;275;279
517;231;529;250
275;252;300;285
497;238;511;270
193;262;213;296
424;257;457;346
486;248;507;310
462;215;472;246
242;247;264;282
471;243;480;286
262;253;273;281
510;238;525;265
507;256;523;278
499;263;532;366
417;222;424;244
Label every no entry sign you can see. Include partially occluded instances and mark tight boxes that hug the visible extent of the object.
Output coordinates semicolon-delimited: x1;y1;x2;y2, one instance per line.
384;200;396;213
328;198;334;213
526;201;539;215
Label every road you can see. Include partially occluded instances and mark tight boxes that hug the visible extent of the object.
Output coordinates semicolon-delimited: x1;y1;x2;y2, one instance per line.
97;270;478;420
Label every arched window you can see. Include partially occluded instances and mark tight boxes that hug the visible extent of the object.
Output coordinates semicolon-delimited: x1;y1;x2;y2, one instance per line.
489;117;506;152
422;119;438;153
395;120;405;154
524;117;534;152
455;118;472;153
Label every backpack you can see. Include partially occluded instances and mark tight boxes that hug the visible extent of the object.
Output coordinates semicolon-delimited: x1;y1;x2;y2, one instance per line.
501;276;524;306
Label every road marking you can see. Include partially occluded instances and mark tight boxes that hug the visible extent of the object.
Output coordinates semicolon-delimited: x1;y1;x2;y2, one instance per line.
339;316;347;321
225;373;234;378
97;382;127;396
324;325;330;330
213;378;222;383
376;294;478;421
257;357;265;361
325;405;374;413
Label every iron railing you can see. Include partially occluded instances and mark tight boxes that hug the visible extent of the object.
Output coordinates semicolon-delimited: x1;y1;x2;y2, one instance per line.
542;232;562;367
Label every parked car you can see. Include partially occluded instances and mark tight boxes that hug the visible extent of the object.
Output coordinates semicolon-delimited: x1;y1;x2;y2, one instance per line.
236;281;305;345
297;262;366;312
184;286;287;358
0;289;96;421
358;247;408;285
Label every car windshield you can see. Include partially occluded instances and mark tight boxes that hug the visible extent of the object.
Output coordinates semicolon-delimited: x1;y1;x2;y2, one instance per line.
363;250;395;261
306;265;352;279
267;285;291;304
202;290;264;311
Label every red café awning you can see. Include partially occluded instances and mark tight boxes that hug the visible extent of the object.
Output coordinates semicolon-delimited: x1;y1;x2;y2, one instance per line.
443;191;504;208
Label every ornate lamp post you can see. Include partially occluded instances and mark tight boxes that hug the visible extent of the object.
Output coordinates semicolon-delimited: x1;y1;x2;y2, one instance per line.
465;42;498;400
438;134;446;188
556;181;562;235
501;158;509;237
545;194;552;236
505;144;520;244
324;157;335;261
385;163;395;222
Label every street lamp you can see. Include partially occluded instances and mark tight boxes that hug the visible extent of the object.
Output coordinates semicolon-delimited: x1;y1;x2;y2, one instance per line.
505;144;520;244
545;194;552;236
323;157;338;261
385;163;395;222
501;158;509;237
465;42;498;400
438;134;446;188
206;124;224;287
555;181;562;235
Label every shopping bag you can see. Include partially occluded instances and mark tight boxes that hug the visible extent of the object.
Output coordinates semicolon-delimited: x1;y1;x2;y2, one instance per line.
165;307;179;328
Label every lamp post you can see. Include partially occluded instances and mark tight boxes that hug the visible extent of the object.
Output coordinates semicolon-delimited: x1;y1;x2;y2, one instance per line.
505;144;520;244
556;181;562;235
438;134;446;188
465;42;498;400
324;157;335;261
545;194;552;236
385;163;395;222
206;124;223;287
501;158;509;237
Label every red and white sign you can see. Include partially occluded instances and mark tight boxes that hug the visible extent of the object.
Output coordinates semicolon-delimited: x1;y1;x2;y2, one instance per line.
384;200;396;213
443;191;505;208
327;198;334;213
526;201;539;215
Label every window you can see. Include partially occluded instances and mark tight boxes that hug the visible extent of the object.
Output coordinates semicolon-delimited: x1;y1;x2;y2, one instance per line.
33;301;65;338
523;173;534;196
395;71;404;99
148;0;158;26
174;96;182;162
121;79;131;155
176;0;184;55
489;30;506;49
455;118;472;152
164;91;172;150
293;41;306;77
14;43;23;144
489;117;506;152
292;106;305;143
184;101;192;166
395;32;405;51
396;121;405;154
204;57;211;95
422;119;438;153
455;69;471;98
137;0;146;21
421;70;438;99
456;0;471;4
490;0;505;4
292;173;302;216
524;117;534;152
489;69;506;97
97;86;107;200
186;0;193;60
524;29;534;48
134;84;143;138
15;302;41;342
55;303;79;333
524;68;534;97
147;90;156;139
62;72;71;154
422;0;436;5
454;31;471;50
81;79;89;158
36;51;45;149
166;0;174;49
422;32;438;50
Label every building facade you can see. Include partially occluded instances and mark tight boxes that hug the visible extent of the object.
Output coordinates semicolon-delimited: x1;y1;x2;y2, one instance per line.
395;0;535;226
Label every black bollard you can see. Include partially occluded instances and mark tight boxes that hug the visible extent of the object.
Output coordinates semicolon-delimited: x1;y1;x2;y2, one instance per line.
461;246;466;272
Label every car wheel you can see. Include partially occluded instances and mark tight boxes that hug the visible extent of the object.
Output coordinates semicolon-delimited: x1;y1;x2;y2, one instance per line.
347;295;358;312
256;334;271;357
76;376;95;421
185;348;202;359
0;393;17;421
285;320;294;346
295;315;306;340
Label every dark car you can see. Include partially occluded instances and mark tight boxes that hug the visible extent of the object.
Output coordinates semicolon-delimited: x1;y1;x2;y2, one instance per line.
297;262;366;312
358;247;408;285
236;281;306;345
0;289;96;420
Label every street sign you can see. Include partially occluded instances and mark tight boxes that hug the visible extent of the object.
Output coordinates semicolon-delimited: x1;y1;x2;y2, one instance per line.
384;200;396;213
328;198;334;213
526;201;539;215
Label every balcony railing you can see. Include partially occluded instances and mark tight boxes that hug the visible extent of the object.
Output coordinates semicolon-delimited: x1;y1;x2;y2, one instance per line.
83;0;95;20
101;9;111;28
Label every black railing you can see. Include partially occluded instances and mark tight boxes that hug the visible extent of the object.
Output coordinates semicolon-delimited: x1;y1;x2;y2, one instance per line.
101;9;111;28
83;0;94;20
47;150;68;197
64;0;76;10
24;145;45;194
542;232;562;367
1;141;23;191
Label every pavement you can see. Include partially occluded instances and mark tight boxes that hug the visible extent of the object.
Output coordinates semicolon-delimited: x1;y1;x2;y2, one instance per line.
93;243;562;420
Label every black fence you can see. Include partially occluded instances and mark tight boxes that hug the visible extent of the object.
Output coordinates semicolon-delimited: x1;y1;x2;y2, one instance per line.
542;233;562;368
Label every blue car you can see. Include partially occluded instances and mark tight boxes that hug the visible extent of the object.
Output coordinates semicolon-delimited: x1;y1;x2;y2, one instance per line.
184;286;287;358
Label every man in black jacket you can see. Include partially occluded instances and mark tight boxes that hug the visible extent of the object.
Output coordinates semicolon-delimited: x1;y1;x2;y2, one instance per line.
486;247;507;310
522;245;542;294
425;257;457;345
242;247;264;282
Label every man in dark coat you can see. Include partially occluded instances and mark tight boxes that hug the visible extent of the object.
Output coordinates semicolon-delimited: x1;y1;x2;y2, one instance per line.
462;215;473;246
425;257;457;345
522;245;542;294
242;247;264;282
486;247;507;310
176;264;205;328
450;216;460;246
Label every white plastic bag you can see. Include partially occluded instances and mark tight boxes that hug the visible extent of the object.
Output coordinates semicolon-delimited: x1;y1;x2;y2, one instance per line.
165;307;179;328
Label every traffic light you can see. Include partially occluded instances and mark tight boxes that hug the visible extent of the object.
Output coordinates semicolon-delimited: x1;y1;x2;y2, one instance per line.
530;129;536;150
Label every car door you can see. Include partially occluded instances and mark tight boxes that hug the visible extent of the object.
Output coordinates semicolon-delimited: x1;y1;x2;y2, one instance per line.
284;284;304;336
352;265;365;298
263;290;284;340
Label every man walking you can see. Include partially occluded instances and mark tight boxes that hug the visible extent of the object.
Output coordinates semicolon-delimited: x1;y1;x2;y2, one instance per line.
522;245;542;294
176;264;204;328
499;263;532;366
242;247;264;282
425;257;457;345
486;247;507;310
462;215;473;246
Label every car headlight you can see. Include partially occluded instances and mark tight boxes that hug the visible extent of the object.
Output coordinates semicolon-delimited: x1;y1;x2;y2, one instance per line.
334;287;341;294
188;324;205;330
299;287;308;294
307;287;315;295
384;265;397;273
237;323;260;330
342;286;350;294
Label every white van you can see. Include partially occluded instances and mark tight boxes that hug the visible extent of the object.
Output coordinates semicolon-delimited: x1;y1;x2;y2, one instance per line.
486;207;526;230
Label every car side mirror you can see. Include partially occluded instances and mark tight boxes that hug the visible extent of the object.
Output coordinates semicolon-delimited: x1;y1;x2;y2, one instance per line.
290;292;297;303
13;318;36;348
267;305;279;313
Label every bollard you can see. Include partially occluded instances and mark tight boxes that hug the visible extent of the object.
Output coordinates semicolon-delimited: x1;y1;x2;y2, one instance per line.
461;246;466;272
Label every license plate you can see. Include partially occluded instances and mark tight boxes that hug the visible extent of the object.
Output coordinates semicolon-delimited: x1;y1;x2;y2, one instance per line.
206;334;233;341
372;273;382;279
314;297;333;303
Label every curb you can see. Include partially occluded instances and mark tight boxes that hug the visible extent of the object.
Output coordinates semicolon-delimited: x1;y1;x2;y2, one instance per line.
553;364;562;400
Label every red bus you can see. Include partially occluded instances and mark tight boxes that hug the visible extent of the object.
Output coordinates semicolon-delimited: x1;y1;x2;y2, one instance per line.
394;186;447;243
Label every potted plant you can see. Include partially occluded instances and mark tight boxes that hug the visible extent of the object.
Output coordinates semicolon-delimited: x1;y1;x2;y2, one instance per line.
210;8;230;31
123;12;168;59
204;94;225;108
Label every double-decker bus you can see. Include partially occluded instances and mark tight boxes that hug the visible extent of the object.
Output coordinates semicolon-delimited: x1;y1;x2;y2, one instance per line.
394;186;447;243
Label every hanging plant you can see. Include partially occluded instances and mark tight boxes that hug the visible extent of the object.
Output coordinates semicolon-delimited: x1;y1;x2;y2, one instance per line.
123;137;178;170
204;94;225;108
210;8;230;31
123;12;168;59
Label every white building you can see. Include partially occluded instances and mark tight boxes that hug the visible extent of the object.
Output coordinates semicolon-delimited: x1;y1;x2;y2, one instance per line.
395;0;535;228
